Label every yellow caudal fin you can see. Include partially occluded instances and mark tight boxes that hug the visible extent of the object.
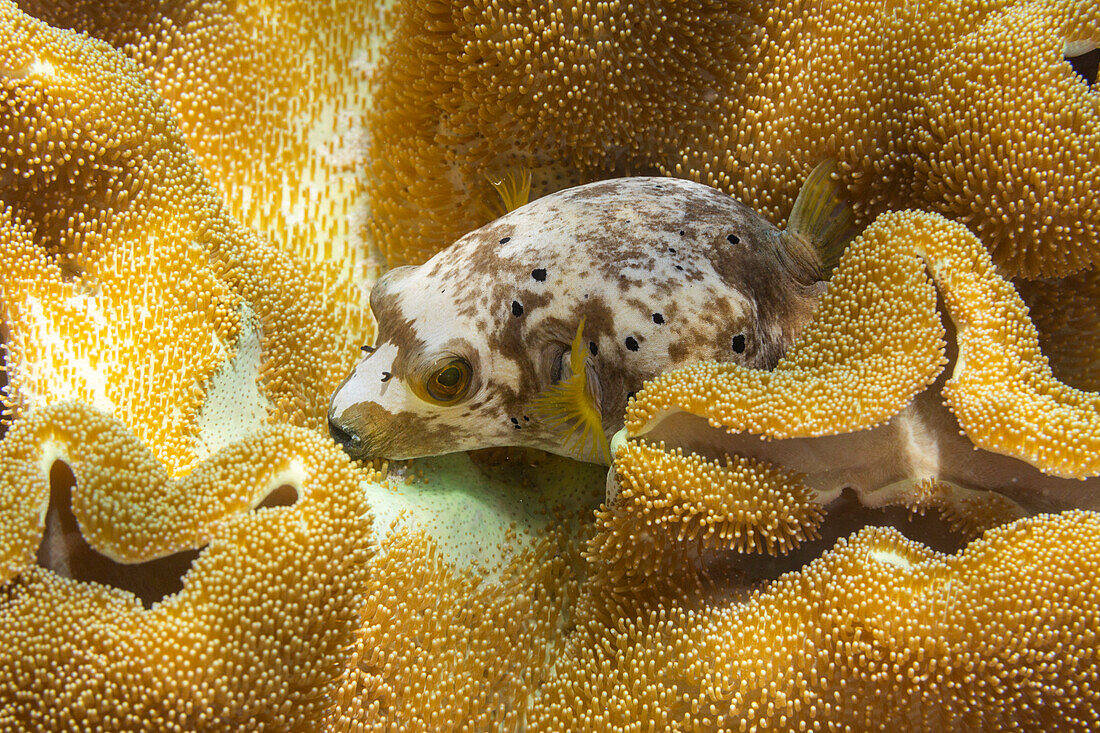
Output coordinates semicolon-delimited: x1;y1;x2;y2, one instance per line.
486;167;532;216
530;317;612;464
782;159;858;278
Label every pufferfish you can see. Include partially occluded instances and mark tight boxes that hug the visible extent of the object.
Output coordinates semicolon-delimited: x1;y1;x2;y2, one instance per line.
328;163;854;464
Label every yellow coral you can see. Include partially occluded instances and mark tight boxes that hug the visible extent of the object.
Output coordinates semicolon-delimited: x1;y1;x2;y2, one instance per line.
365;0;753;266
630;210;1100;480
5;2;1100;729
627;213;948;439
19;0;380;273
365;0;1100;279
324;448;607;730
532;512;1100;730
0;402;374;730
328;524;578;731
0;3;371;474
914;0;1100;277
593;440;823;573
0;6;240;471
688;0;1099;279
906;478;1028;539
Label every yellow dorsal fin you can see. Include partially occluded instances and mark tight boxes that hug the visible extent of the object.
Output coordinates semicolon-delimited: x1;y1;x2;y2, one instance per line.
529;317;612;464
486;168;532;216
782;159;858;278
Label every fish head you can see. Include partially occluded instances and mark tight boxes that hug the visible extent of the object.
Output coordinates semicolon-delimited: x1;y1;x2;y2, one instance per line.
327;250;577;461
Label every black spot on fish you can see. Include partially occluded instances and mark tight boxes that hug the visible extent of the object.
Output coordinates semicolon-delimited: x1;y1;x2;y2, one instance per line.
668;247;677;253
589;341;598;356
727;234;740;245
625;336;639;351
731;334;746;353
512;300;524;317
678;230;685;236
500;236;511;244
675;265;684;271
532;268;547;281
652;313;664;324
381;371;393;382
523;415;530;422
511;417;521;429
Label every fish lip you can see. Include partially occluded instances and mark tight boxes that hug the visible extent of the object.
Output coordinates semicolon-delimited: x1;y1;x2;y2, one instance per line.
328;413;398;461
328;415;368;458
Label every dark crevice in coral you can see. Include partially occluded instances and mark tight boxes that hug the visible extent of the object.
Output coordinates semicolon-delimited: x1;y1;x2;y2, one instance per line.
0;327;9;441
255;484;299;509
34;460;201;609
1015;275;1100;391
709;488;971;589
1066;46;1099;87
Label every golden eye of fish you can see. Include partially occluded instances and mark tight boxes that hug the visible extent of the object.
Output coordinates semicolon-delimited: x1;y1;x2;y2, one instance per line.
424;359;471;403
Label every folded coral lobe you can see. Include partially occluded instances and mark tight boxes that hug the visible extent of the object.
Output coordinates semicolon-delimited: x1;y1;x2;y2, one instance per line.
0;1;242;474
0;403;374;731
4;1;1100;730
533;512;1100;731
0;5;379;728
625;210;949;442
627;211;1100;522
916;0;1100;277
0;1;369;475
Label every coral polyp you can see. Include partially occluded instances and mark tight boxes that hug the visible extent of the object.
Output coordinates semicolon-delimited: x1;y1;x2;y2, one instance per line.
1;0;1099;730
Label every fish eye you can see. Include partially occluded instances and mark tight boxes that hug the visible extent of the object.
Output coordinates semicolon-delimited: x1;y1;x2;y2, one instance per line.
424;358;471;403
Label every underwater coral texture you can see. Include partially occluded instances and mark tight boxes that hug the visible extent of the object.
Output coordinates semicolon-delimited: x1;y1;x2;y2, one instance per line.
366;0;1100;277
1;0;1099;731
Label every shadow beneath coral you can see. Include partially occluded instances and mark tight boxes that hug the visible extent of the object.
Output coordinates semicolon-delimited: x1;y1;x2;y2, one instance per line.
708;488;969;590
34;460;202;609
256;483;299;509
1066;45;1098;87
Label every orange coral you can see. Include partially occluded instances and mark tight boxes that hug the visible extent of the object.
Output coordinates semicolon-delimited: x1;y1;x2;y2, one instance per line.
532;512;1100;731
0;2;370;474
0;402;373;730
366;0;1100;278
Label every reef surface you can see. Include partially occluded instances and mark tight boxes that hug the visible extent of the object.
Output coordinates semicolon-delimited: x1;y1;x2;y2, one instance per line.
1;0;1099;730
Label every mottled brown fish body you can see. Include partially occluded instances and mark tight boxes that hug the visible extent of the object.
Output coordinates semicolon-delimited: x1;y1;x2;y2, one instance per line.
330;177;824;462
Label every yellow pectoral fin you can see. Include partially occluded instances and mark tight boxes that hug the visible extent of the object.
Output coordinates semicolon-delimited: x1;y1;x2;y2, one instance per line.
486;168;532;215
530;318;611;464
784;159;858;277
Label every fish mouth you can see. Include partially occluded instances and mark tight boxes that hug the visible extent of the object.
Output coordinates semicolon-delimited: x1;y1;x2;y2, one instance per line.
329;395;461;460
327;415;363;457
327;414;390;461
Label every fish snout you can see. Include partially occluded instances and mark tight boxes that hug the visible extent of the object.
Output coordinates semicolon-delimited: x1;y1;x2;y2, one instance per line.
328;413;369;460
